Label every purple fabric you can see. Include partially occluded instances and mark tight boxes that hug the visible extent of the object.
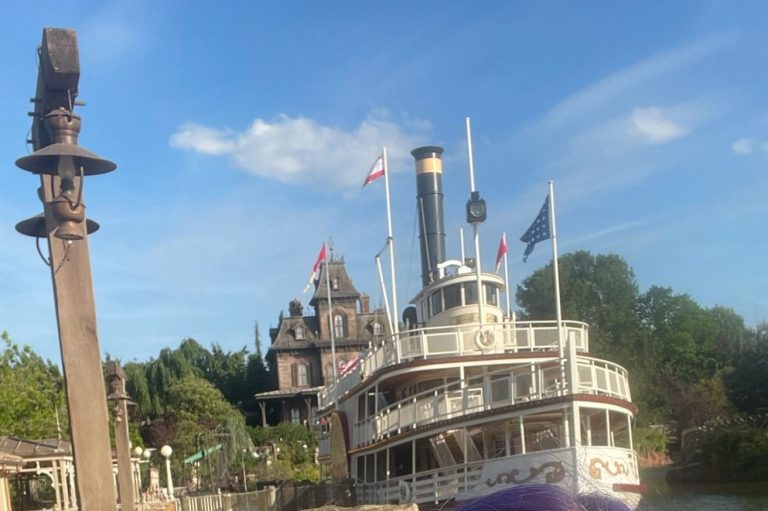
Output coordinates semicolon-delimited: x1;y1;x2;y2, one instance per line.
455;485;632;511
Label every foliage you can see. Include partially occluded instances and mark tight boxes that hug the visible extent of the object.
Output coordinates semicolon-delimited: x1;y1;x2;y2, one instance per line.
516;251;640;361
724;323;768;414
0;332;68;439
695;423;768;481
249;423;319;481
633;426;668;457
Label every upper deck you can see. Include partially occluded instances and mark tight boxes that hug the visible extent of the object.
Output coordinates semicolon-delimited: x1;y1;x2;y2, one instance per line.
318;318;591;409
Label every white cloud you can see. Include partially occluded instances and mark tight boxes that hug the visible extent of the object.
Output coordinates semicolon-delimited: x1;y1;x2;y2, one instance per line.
630;107;689;144
170;125;236;155
170;113;430;188
732;138;755;155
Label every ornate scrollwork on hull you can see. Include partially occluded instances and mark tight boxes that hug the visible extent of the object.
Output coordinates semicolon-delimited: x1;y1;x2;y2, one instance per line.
485;461;566;487
588;458;633;480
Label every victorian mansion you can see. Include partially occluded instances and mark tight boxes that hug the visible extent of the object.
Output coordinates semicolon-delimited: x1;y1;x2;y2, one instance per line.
254;255;390;426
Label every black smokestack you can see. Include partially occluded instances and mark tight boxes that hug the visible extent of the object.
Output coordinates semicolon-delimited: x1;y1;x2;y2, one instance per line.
412;146;446;287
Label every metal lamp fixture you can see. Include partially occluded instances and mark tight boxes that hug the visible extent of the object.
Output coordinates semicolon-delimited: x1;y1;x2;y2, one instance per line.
15;107;115;241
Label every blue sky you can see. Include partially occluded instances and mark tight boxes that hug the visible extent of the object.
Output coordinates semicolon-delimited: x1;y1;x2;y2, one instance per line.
1;1;766;363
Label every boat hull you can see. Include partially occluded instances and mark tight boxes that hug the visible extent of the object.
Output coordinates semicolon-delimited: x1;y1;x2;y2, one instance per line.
355;446;641;510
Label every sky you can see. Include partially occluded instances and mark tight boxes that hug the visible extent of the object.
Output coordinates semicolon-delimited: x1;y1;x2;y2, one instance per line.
0;1;766;364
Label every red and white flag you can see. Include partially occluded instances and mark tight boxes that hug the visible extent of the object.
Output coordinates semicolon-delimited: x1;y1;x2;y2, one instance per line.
339;355;360;376
495;234;507;273
362;154;385;188
303;243;327;293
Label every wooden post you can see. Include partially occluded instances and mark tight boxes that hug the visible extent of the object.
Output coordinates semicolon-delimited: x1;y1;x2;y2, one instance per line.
107;362;136;511
30;29;117;510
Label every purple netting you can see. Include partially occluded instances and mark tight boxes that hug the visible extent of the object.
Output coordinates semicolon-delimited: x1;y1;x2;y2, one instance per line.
578;493;632;511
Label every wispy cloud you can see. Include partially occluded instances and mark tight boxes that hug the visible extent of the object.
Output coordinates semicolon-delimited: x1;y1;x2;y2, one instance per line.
629;107;689;144
524;35;731;135
732;137;755;154
170;112;430;188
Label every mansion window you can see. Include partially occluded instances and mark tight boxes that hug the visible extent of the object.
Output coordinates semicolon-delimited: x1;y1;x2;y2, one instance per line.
294;325;305;340
373;322;382;336
291;408;300;424
332;277;340;290
292;363;310;387
334;314;346;338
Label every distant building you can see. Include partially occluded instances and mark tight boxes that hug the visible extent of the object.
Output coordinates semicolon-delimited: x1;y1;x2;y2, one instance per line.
254;255;389;427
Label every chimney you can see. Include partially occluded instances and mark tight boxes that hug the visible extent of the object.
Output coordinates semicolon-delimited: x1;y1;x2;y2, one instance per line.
359;293;370;313
411;146;446;287
288;299;303;317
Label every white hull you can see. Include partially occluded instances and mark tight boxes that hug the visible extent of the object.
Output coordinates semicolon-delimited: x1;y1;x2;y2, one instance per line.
355;446;641;509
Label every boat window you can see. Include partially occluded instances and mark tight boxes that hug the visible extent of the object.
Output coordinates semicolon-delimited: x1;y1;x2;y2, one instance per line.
610;410;631;449
464;283;478;305
365;454;375;482
431;291;443;315
523;412;565;452
485;283;499;306
356;457;365;481
490;375;511;404
444;284;462;310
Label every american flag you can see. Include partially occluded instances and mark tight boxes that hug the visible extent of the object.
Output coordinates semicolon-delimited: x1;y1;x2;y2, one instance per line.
520;194;551;262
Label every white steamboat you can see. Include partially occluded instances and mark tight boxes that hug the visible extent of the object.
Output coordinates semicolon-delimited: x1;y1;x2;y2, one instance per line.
317;146;642;509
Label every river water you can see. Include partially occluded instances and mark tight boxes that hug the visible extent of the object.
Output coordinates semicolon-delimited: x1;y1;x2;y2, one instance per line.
638;468;768;510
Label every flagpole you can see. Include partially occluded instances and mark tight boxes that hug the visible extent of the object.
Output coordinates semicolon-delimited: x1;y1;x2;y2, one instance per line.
548;181;573;447
382;147;400;336
374;240;394;335
324;245;338;404
503;232;512;320
549;181;564;363
466;117;485;331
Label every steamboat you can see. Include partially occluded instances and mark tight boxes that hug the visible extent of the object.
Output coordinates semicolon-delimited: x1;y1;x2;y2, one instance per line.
316;146;641;508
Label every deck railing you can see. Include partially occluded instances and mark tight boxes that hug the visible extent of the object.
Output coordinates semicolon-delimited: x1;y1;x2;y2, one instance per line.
348;357;630;449
319;320;590;408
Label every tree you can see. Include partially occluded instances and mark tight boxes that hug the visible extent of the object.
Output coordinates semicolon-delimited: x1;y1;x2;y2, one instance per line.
725;322;768;414
0;332;68;439
516;251;640;360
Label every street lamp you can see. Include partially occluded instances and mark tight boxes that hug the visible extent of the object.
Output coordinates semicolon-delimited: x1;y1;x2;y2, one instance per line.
160;445;174;499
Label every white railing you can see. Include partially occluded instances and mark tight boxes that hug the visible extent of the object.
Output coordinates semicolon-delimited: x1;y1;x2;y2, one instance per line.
349;357;631;449
319;320;590;408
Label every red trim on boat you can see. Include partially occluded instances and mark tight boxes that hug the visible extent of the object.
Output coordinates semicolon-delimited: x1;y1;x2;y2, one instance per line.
613;483;645;494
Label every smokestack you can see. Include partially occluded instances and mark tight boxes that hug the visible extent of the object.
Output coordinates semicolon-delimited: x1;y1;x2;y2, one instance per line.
412;146;446;287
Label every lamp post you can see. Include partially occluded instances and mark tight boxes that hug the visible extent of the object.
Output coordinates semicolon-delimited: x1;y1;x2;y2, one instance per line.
160;445;174;499
107;362;135;511
13;28;118;511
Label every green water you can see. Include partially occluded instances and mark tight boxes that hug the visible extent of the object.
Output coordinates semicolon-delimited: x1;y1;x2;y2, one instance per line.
639;467;768;510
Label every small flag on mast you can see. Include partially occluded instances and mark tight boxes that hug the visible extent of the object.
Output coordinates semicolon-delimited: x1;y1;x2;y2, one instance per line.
362;154;385;188
303;243;327;293
495;234;507;273
520;194;551;262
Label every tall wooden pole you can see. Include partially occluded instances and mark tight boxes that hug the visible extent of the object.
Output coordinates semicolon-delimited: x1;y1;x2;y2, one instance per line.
28;28;117;510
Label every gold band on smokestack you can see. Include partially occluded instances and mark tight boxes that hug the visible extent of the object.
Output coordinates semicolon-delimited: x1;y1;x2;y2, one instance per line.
415;154;443;174
412;146;446;287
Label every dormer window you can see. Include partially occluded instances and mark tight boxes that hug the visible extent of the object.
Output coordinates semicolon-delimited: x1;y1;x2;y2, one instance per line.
294;325;305;340
332;277;340;290
373;322;382;336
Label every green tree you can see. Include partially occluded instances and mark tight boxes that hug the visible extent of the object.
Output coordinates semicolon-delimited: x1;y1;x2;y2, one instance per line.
725;322;768;414
0;332;68;439
516;251;640;360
